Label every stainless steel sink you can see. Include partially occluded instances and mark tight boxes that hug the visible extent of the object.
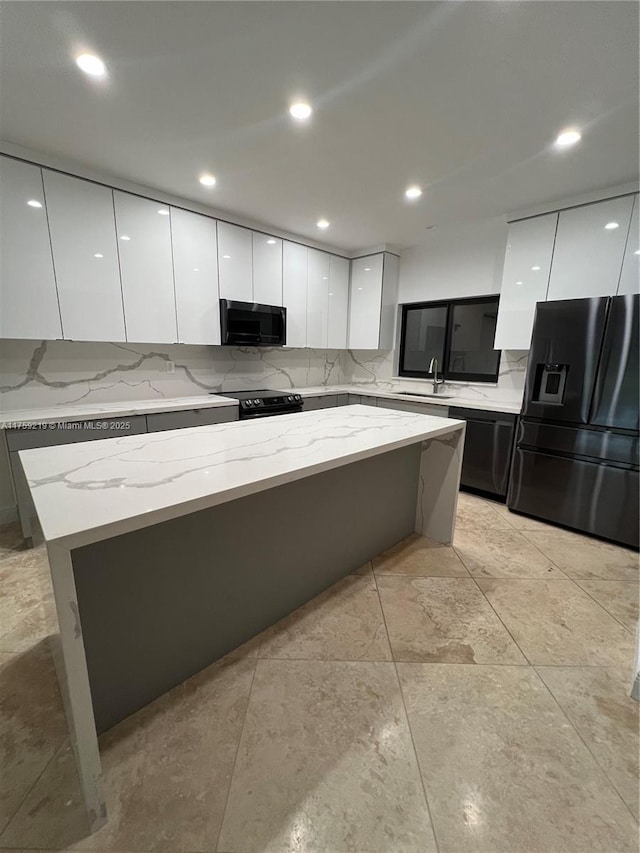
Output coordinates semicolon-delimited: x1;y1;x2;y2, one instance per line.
391;391;456;400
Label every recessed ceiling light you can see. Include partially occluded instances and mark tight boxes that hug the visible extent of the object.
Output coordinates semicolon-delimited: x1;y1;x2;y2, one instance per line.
604;221;619;230
193;268;199;272
199;174;216;187
405;185;423;200
555;129;581;148
322;276;328;280
635;250;640;255
120;235;130;241
329;292;334;296
531;266;541;271
94;253;104;259
158;209;169;216
357;287;363;291
290;102;312;120
27;199;42;208
317;218;330;229
515;281;523;285
266;239;277;245
75;53;106;77
364;267;372;272
223;254;231;259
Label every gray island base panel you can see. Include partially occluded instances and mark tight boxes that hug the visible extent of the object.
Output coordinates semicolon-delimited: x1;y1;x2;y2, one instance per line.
21;407;465;832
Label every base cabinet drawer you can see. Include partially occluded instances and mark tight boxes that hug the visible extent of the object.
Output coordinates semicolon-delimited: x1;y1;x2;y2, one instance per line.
302;395;338;410
375;398;449;417
6;416;147;451
146;406;238;432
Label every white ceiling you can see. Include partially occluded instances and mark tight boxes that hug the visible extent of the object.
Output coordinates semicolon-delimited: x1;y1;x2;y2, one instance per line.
0;1;638;251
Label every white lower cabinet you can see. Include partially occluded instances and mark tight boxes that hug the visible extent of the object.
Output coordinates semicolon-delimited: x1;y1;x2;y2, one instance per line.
494;213;558;350
0;156;62;340
618;194;639;295
253;233;283;305
327;255;350;349
218;222;253;302
306;249;330;348
113;191;177;344
171;207;220;345
282;241;308;347
547;195;634;301
43;170;125;342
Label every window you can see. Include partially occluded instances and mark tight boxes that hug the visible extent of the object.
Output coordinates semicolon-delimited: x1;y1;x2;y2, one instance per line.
399;295;501;382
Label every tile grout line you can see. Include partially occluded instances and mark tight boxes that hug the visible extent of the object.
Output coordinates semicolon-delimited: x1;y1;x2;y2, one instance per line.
452;543;535;666
0;736;69;845
213;656;259;853
572;580;636;635
374;570;443;853
531;664;639;824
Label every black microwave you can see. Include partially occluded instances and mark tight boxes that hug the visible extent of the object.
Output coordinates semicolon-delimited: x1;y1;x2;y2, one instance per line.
220;299;287;347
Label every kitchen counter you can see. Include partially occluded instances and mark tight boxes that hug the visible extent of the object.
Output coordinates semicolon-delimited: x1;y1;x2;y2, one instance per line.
21;406;465;832
1;385;521;427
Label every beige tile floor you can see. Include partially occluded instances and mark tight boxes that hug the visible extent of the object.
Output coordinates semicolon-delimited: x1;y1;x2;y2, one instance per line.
0;492;638;852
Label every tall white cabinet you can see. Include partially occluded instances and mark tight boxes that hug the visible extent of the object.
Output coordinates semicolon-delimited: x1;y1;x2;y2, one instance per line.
218;222;253;302
43;170;126;342
546;195;634;300
282;241;308;347
617;194;639;296
0;156;62;340
113;192;177;344
348;252;398;350
327;255;350;349
253;233;283;305
494;213;558;350
306;249;330;348
171;207;220;345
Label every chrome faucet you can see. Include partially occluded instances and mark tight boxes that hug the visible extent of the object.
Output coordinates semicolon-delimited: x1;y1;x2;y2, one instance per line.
428;357;445;394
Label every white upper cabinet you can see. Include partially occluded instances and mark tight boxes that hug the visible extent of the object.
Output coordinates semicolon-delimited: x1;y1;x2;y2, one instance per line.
253;233;283;305
547;196;634;301
171;207;220;345
494;213;558;350
217;222;253;302
306;249;330;348
113;191;177;344
617;194;639;296
43;170;125;343
0;156;62;340
327;255;350;349
348;254;384;349
282;241;307;348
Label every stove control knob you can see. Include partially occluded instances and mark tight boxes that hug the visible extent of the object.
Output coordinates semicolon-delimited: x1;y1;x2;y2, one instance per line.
246;400;253;407
295;395;302;402
254;399;261;406
288;395;294;402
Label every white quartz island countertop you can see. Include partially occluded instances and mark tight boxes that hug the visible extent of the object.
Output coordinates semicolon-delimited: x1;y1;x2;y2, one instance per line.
19;405;465;550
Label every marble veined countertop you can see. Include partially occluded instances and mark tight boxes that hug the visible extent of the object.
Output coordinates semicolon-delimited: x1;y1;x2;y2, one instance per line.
1;385;521;426
19;405;464;549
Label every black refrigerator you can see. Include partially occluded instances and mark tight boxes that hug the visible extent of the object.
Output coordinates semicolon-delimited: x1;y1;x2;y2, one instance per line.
508;294;639;548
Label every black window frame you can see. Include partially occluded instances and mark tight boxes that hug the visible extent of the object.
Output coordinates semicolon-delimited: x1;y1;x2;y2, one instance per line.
399;294;501;383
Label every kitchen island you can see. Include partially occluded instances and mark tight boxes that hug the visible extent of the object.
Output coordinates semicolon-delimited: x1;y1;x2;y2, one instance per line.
18;405;465;831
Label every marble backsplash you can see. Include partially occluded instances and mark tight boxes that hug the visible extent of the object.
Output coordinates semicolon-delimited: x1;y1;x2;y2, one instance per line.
0;340;343;413
0;339;527;413
342;349;529;405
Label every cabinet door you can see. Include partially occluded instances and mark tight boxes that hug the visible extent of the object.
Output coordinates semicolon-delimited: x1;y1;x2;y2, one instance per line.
618;194;639;296
113;192;177;343
218;222;253;302
43;170;125;342
327;255;349;349
306;249;330;348
348;255;384;349
282;241;307;347
0;157;61;340
171;208;220;345
253;233;282;306
494;213;558;350
547;196;634;301
302;395;337;410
